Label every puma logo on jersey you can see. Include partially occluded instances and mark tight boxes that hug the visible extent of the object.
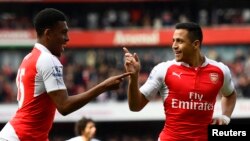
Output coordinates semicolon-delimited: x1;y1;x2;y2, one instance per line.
172;72;182;79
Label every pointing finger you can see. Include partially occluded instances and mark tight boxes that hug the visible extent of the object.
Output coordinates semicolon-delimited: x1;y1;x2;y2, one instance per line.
123;47;130;53
116;72;132;79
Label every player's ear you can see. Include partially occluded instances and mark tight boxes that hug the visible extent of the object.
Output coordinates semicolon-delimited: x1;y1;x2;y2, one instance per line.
44;28;52;40
192;40;200;49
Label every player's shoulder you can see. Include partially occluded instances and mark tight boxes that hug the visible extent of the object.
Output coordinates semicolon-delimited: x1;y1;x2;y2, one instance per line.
150;60;177;76
155;59;177;68
206;57;231;73
36;54;62;73
39;51;59;62
206;57;228;68
37;51;61;67
34;43;61;64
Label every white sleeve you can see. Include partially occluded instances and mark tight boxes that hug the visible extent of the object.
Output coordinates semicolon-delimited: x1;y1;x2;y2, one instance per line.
220;63;235;96
140;62;168;100
37;53;66;93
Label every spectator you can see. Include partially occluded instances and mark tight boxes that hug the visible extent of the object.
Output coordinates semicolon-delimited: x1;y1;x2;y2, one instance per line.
66;117;100;141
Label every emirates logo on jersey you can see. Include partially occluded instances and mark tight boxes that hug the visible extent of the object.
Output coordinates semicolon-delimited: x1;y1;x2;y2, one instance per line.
210;73;219;84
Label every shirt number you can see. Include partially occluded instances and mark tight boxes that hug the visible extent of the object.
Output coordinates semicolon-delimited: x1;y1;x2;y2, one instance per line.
17;68;25;108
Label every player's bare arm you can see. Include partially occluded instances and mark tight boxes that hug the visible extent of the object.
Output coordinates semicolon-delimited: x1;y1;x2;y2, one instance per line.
221;90;237;117
211;90;237;125
48;72;132;115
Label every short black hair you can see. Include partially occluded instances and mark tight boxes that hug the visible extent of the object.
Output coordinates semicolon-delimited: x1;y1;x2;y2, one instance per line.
175;22;203;44
74;117;94;136
33;8;67;37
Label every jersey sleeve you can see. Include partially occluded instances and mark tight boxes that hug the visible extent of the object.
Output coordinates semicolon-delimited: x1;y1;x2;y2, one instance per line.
140;62;167;100
220;63;235;96
37;53;66;93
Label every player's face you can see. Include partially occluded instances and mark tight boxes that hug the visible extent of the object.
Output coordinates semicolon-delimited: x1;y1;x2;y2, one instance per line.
83;122;96;139
48;21;69;57
172;29;195;63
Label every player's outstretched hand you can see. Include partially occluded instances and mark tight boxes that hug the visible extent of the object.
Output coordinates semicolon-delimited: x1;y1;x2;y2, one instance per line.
101;72;132;90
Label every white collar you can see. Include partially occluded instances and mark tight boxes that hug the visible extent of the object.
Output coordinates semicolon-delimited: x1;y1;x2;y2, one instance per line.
175;56;209;68
34;43;51;54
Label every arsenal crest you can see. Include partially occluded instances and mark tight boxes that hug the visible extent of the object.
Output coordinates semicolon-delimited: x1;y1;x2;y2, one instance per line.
210;73;219;84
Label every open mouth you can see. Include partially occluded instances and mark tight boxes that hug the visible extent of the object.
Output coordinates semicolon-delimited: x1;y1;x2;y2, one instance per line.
175;51;181;55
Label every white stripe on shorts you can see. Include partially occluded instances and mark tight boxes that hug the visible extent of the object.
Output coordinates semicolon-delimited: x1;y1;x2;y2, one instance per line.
0;122;19;141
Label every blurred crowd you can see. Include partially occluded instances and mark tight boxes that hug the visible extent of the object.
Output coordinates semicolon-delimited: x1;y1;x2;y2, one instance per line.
1;46;250;104
0;1;250;30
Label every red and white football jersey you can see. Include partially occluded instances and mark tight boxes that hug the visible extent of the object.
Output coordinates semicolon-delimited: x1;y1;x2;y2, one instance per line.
140;58;235;141
0;43;66;140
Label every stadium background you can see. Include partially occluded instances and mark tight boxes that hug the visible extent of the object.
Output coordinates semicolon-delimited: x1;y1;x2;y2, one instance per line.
0;0;250;140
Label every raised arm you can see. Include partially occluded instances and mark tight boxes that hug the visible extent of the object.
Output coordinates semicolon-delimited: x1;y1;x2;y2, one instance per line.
123;47;148;111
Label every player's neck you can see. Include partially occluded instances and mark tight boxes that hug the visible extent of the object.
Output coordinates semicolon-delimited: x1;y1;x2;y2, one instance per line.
189;53;204;67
